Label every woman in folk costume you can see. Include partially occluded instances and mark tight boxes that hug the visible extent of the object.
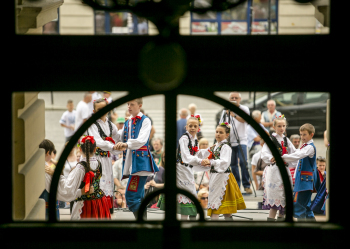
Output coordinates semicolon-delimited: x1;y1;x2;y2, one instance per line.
86;98;121;212
204;122;246;220
174;115;211;220
261;115;298;221
59;135;112;220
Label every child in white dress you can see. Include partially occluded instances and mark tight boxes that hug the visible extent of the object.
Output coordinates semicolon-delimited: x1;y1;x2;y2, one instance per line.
261;115;298;221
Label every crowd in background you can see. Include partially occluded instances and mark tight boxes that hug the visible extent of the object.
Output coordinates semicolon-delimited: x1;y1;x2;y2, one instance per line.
55;91;328;213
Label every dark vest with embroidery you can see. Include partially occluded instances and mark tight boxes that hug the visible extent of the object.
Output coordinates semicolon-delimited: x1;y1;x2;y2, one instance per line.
92;120;113;157
176;133;198;168
270;134;289;167
75;160;105;201
209;142;231;173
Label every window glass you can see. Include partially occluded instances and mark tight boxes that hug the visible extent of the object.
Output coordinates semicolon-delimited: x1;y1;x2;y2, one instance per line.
253;0;277;20
272;92;298;106
304;92;329;104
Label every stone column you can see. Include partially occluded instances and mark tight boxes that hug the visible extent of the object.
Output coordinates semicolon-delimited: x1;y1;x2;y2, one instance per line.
12;93;46;220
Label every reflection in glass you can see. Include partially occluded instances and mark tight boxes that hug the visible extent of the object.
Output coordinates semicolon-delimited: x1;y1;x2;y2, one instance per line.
221;21;248;34
191;22;218;34
221;1;248;20
253;0;277;20
252;21;277;34
192;0;217;20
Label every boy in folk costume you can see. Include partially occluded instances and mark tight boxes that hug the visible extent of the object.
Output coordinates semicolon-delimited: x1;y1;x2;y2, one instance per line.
281;123;321;221
115;98;159;219
86;98;121;212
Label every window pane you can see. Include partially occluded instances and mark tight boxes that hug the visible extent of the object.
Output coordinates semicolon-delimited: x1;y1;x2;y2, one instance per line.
192;0;217;20
272;92;298;106
253;0;277;20
221;22;248;35
191;22;218;35
221;1;248;20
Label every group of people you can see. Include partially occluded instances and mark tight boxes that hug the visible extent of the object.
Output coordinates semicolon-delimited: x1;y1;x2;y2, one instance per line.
40;91;328;221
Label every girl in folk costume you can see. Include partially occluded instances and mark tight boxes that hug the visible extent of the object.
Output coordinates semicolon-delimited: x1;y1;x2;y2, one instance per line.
86;98;121;211
175;115;211;220
261;115;298;221
204;122;246;220
60;136;112;220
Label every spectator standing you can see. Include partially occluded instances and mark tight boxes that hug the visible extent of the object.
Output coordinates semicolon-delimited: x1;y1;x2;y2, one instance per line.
75;93;92;133
195;138;210;191
88;91;102;117
316;156;326;178
290;134;301;149
247;110;269;178
218;92;252;194
177;108;188;147
116;117;125;131
151;138;163;165
60;100;76;142
260;99;281;134
251;139;268;190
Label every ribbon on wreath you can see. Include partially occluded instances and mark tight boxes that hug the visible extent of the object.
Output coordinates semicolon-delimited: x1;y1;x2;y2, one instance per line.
83;171;95;193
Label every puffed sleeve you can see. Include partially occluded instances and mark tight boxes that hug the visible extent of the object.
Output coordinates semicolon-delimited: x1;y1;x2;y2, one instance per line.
109;122;123;156
282;145;315;163
87;124;114;151
56;164;85;202
209;144;231;173
126;118;151;150
286;138;298;168
261;143;273;164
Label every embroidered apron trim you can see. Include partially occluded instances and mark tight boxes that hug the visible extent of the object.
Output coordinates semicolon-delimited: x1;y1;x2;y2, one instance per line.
127;175;139;192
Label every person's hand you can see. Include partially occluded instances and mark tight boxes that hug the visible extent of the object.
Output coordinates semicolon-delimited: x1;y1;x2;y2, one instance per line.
70;124;75;130
230;111;236;117
144;182;150;189
270;157;275;163
149;180;156;187
45;165;54;176
114;142;127;151
201;159;211;166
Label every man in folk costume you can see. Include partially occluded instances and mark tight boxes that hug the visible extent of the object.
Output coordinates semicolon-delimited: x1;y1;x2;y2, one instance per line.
115;98;159;220
86;98;121;214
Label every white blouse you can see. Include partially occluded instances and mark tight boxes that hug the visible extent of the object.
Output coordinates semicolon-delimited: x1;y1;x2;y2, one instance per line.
209;139;232;172
282;139;315;163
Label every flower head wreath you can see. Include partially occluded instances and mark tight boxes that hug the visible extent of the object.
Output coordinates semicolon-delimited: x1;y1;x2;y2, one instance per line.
275;114;286;120
220;122;231;129
78;135;95;147
191;114;202;125
93;98;109;104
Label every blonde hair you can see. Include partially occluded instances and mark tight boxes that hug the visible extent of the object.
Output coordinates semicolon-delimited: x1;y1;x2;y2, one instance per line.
197;188;209;200
300;123;315;135
134;98;143;105
273;116;288;127
198;138;209;147
187;116;200;126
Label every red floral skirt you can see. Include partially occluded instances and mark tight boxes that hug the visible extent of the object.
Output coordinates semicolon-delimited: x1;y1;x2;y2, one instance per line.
80;196;111;219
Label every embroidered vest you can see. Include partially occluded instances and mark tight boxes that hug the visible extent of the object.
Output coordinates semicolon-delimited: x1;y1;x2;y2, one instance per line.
294;143;319;192
209;142;231;173
75;160;105;201
270;134;289;167
89;120;113;157
176;133;198;168
121;115;159;179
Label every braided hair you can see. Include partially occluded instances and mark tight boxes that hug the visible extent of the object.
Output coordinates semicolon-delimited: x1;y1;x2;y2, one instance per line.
218;123;230;134
80;139;95;173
